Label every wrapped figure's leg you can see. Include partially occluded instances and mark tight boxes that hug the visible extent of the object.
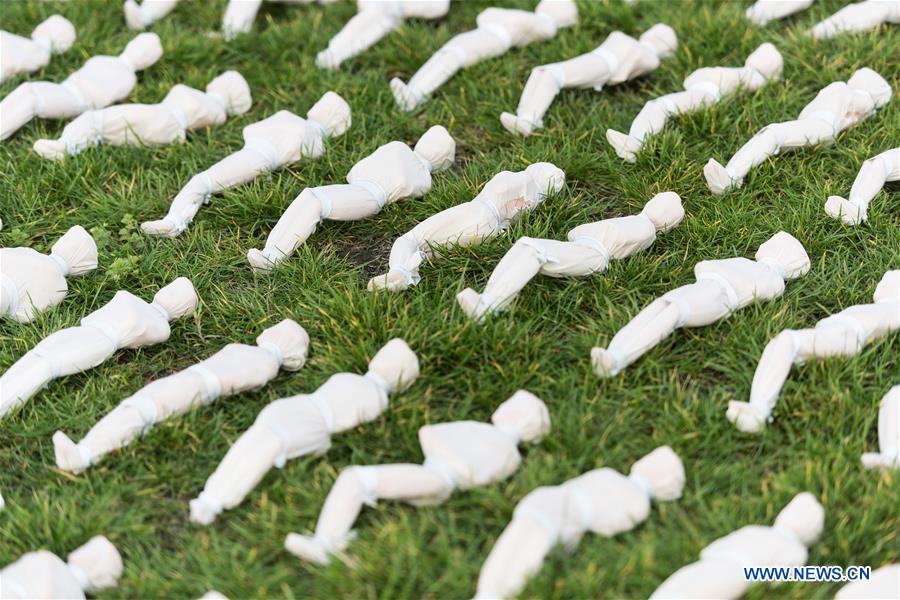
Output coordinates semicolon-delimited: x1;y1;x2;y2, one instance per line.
862;386;900;470
53;398;153;473
222;0;263;39
285;463;450;565
33;110;104;160
592;297;682;377
705;118;833;194
189;423;283;524
826;149;900;225
367;232;425;292
142;147;270;237
608;89;710;162
650;557;750;599
475;515;557;599
501;64;564;136
317;9;399;70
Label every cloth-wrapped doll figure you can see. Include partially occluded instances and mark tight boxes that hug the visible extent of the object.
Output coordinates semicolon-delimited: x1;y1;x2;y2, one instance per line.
650;492;824;599
141;91;351;238
745;0;814;25
189;338;419;525
1;225;98;322
861;385;900;471
825;147;899;225
248;124;456;273
607;43;783;162
837;564;900;599
390;0;578;111
457;191;684;321
316;0;451;70
0;277;198;418
592;231;811;378
33;71;252;160
0;32;163;141
367;162;565;292
284;389;551;565
0;536;123;599
124;0;179;30
52;319;310;474
0;15;76;83
810;0;899;39
704;67;892;195
222;0;337;41
726;270;899;433
499;23;677;137
475;446;685;600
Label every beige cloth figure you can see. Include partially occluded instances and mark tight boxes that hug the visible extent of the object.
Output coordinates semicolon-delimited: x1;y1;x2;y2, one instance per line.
390;0;578;111
0;15;76;83
33;71;252;160
592;231;811;378
825;147;899;225
810;0;899;39
861;385;900;471
0;277;198;418
367;162;565;292
607;43;783;162
124;0;179;30
746;0;814;25
222;0;337;40
727;270;899;433
457;191;685;321
316;0;451;70
650;492;824;599
284;390;551;565
836;564;900;599
703;68;892;195
0;33;163;141
189;338;420;525
52;320;310;474
140;91;351;238
1;225;98;322
475;446;685;600
499;23;677;137
0;536;123;599
247;125;456;273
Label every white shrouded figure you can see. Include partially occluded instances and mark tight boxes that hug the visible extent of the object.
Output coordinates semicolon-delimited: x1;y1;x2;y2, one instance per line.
33;71;252;161
0;15;76;83
810;0;899;39
703;68;892;195
457;191;685;322
1;225;98;322
52;319;310;474
0;536;123;599
727;270;899;433
247;124;456;273
0;33;163;141
650;492;824;599
745;0;814;25
592;231;811;378
825;147;899;225
836;564;900;599
222;0;337;41
189;338;420;525
316;0;451;70
861;386;900;471
475;446;685;600
367;162;566;293
0;277;198;418
284;389;551;565
124;0;179;30
390;0;578;111
606;43;783;162
499;23;677;137
140;91;351;238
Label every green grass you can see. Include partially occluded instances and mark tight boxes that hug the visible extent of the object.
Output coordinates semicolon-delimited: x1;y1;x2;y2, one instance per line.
1;0;897;597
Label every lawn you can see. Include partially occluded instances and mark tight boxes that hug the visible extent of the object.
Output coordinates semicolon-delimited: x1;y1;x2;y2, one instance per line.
0;0;897;598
